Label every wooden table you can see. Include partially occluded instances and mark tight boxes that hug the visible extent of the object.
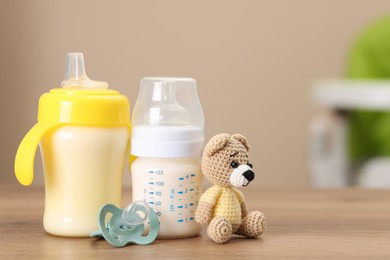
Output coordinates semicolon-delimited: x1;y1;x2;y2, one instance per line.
1;184;390;259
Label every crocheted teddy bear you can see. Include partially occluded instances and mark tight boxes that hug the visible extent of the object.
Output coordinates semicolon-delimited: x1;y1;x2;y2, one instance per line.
195;133;266;243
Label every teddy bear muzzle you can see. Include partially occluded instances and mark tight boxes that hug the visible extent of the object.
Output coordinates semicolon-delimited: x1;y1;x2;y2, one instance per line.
229;164;255;187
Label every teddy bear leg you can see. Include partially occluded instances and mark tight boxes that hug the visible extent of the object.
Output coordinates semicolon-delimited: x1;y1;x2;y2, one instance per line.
236;211;266;238
207;216;233;243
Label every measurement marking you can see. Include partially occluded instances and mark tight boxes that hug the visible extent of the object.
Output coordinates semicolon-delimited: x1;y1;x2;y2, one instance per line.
149;202;154;205
178;177;184;180
189;203;194;206
148;170;154;173
190;188;194;191
177;191;183;194
177;206;183;209
149;192;154;194
186;175;189;179
178;219;184;223
190;217;194;220
148;182;154;185
191;174;196;177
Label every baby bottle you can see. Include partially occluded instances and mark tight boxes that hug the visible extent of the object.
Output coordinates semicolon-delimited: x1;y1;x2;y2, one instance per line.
131;77;204;238
14;53;130;237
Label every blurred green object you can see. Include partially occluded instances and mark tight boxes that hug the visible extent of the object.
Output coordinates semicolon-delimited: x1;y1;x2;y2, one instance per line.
347;15;390;163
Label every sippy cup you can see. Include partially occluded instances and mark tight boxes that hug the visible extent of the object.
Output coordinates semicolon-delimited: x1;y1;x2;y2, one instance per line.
14;53;130;237
130;77;204;238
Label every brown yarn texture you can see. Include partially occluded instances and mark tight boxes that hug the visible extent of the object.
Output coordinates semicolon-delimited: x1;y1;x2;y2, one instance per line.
195;133;266;244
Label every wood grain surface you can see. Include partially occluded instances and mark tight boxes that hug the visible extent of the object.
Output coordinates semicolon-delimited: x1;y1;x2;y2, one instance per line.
1;184;390;259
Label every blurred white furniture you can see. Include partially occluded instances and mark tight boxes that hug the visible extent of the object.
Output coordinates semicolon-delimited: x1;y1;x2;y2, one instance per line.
310;80;390;188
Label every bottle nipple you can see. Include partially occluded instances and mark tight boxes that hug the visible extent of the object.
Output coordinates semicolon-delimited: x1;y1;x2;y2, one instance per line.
131;77;204;158
147;80;191;125
61;52;108;89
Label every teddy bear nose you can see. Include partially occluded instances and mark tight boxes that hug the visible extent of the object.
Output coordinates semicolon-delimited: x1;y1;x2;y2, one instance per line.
243;170;255;182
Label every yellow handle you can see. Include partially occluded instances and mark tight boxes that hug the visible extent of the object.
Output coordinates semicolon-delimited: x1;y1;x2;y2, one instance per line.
14;123;57;186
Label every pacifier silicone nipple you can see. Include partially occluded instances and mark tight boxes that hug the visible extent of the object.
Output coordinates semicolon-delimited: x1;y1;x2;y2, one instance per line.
122;201;150;228
61;52;108;89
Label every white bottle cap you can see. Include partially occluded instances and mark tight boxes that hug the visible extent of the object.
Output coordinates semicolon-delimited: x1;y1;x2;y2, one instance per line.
131;77;204;158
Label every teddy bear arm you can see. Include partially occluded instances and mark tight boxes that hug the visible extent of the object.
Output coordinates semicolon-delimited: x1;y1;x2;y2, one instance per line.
195;200;214;224
240;201;248;218
195;186;221;224
233;188;248;218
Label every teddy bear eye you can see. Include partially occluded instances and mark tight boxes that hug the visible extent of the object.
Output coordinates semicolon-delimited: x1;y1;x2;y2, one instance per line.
230;161;239;169
247;162;253;168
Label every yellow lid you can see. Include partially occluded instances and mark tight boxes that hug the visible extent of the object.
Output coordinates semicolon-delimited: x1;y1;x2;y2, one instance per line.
39;88;130;126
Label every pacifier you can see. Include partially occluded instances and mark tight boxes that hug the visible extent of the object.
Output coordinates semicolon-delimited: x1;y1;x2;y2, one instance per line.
90;201;159;247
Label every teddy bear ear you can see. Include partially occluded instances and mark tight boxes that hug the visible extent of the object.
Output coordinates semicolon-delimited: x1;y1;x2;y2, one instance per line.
231;134;250;152
203;133;231;157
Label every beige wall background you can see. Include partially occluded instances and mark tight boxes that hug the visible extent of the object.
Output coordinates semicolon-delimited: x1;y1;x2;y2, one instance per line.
1;0;390;188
